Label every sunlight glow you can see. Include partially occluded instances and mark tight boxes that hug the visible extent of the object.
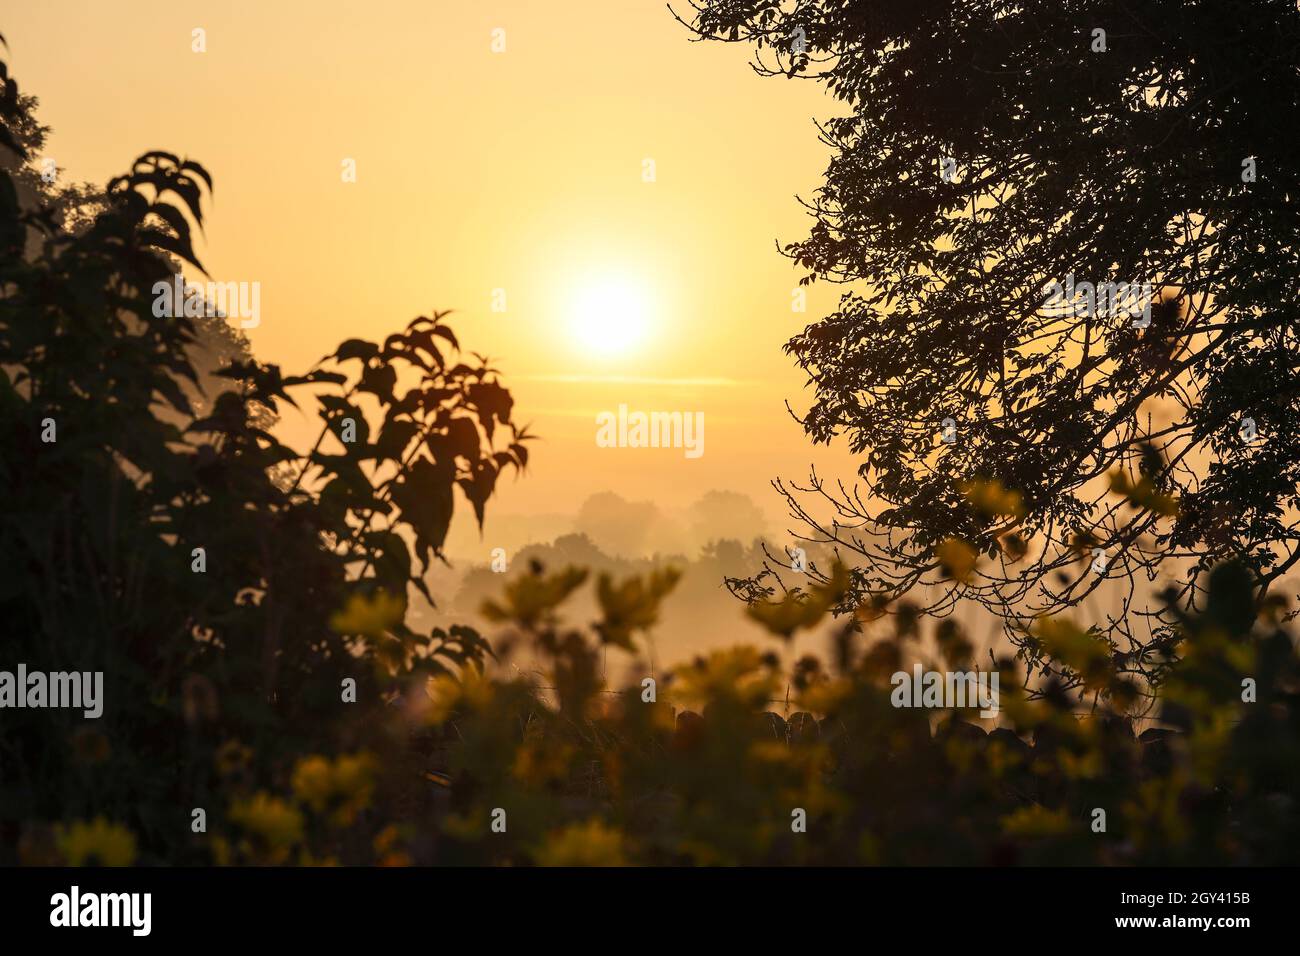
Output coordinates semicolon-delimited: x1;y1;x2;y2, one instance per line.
568;275;653;358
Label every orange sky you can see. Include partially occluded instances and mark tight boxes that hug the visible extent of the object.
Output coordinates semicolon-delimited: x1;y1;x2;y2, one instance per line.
8;0;860;553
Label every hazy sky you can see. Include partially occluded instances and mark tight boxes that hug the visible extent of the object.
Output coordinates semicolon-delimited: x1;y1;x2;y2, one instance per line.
8;0;860;550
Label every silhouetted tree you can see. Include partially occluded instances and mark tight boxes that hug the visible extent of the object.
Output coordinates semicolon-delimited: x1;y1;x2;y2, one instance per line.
680;0;1300;694
0;39;528;861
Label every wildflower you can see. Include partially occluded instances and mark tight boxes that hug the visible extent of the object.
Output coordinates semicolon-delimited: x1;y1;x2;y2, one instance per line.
1000;805;1071;839
747;562;850;639
56;818;137;866
214;739;252;777
290;755;334;813
959;477;1026;520
935;538;978;584
480;564;588;630
534;819;627;867
672;646;780;710
330;588;406;638
374;825;411;866
290;753;377;827
229;792;303;849
512;738;575;788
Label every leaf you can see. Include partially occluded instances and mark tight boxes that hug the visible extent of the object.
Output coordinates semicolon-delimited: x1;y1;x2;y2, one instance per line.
373;417;420;462
333;339;379;364
364;529;413;595
439;415;482;465
389;457;455;569
467;381;513;441
357;362;397;405
456;459;498;531
1203;561;1256;638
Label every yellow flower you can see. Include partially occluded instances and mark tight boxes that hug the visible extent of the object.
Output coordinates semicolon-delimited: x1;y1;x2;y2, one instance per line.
332;753;377;797
747;562;850;639
798;676;852;715
935;538;978;584
210;835;232;866
1107;469;1179;517
373;825;411;866
1000;805;1071;838
330;588;406;638
291;755;334;813
594;567;682;650
959;478;1026;520
425;667;495;725
229;792;303;849
672;646;779;710
329;753;378;827
1034;617;1113;688
56;818;137;866
214;739;252;777
290;753;377;827
534;819;627;867
1124;775;1189;847
1059;747;1103;780
480;565;588;630
512;738;575;787
373;824;402;855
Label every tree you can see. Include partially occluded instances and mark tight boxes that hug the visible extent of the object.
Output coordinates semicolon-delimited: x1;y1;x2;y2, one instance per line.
0;38;529;861
679;0;1300;696
0;85;266;430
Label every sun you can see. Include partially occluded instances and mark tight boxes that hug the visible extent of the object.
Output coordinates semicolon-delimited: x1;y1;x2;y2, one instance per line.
568;274;653;358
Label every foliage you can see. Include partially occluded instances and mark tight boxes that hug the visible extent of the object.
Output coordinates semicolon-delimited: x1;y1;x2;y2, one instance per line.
140;552;1299;867
393;553;1295;865
678;0;1300;683
2;22;1297;869
0;39;527;863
